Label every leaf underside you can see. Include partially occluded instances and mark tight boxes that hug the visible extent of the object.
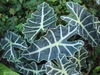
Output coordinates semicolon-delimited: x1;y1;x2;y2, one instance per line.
46;53;79;75
22;25;84;62
22;2;57;43
61;2;100;46
0;31;27;62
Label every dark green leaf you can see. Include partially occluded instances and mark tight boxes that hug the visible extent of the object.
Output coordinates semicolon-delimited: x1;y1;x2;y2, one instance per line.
16;62;45;75
23;2;57;43
61;2;100;46
22;25;84;62
46;53;79;75
1;31;27;62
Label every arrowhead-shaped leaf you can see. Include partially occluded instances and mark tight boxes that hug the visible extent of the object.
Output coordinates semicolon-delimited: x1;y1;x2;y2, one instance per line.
46;53;79;75
69;47;88;74
61;2;100;46
16;62;45;75
22;25;84;62
23;2;57;43
0;31;27;62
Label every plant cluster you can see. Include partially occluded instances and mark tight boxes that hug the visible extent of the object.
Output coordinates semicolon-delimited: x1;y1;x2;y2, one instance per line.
0;0;100;75
0;0;99;37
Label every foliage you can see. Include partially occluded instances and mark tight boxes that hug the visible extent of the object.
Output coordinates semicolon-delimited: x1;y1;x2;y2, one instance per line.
0;0;43;37
16;62;45;75
93;66;100;75
0;0;100;75
1;31;27;62
22;2;57;43
61;2;100;46
96;0;100;4
46;53;79;75
69;47;88;74
0;63;19;75
0;0;88;37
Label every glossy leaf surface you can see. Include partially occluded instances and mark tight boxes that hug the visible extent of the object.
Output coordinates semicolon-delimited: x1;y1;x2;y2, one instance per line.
61;2;100;46
16;62;45;75
69;47;88;74
22;25;84;62
0;31;27;62
46;54;79;75
23;2;57;43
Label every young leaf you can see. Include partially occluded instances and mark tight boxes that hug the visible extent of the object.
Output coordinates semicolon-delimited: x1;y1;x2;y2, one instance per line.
0;31;27;62
69;47;88;74
22;2;57;43
16;62;45;75
22;25;84;62
61;2;100;46
46;53;79;75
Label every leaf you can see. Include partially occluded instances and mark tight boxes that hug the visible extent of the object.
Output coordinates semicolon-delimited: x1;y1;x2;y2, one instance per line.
16;4;21;11
22;25;84;62
96;0;100;4
19;0;23;3
48;0;57;2
22;2;57;43
93;66;100;75
46;53;79;75
73;0;82;3
61;2;100;46
9;8;16;15
16;23;23;32
16;62;45;75
0;13;2;18
6;0;9;2
0;63;19;75
93;17;100;34
0;31;27;62
69;47;88;74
